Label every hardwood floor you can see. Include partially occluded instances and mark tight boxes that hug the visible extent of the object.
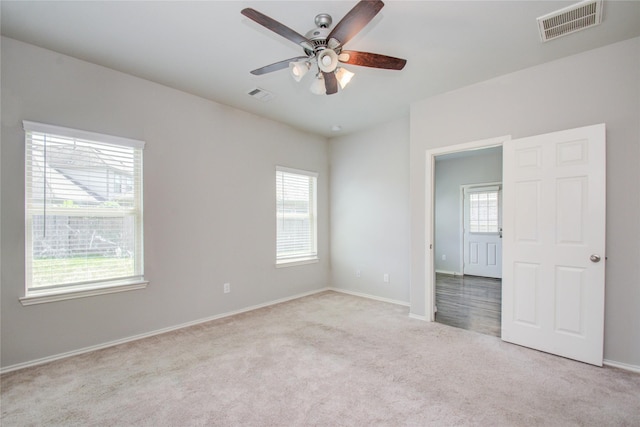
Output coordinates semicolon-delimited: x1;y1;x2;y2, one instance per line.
435;273;501;337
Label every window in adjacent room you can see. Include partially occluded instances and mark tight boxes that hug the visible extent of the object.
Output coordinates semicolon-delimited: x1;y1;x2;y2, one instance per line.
469;190;500;233
22;121;147;304
275;167;318;266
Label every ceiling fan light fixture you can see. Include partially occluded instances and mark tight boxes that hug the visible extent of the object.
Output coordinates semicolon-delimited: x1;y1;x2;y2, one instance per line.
242;1;407;97
310;73;326;95
317;49;339;73
335;67;355;89
289;61;310;82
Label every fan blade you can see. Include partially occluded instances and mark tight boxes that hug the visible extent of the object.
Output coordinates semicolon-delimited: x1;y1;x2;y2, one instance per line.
339;51;406;70
250;56;309;75
241;8;313;51
327;0;385;47
323;71;339;95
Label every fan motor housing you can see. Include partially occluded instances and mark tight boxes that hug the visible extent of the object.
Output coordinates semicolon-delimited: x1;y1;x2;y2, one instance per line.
304;21;339;56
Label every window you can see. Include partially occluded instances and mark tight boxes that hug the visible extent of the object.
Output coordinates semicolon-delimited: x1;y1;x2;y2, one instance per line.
22;121;146;304
469;190;499;233
276;167;318;265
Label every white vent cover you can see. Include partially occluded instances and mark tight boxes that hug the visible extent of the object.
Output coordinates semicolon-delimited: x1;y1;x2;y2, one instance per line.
247;87;275;102
537;0;603;42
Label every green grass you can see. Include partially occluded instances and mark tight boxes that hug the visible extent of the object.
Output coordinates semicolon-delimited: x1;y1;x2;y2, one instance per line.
32;257;134;288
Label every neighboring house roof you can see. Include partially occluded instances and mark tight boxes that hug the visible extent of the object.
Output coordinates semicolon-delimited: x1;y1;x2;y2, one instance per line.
31;144;133;205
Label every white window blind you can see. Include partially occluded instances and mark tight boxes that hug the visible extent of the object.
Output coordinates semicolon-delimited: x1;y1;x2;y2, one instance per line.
276;167;317;264
24;121;145;295
469;190;499;233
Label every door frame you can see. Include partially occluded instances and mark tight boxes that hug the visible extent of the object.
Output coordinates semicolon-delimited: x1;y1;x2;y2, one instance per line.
425;135;510;321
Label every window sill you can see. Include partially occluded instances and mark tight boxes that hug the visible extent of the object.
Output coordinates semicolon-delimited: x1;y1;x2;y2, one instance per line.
276;257;319;268
19;279;149;306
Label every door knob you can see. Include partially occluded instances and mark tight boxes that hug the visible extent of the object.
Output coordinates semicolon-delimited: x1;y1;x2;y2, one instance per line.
590;254;601;263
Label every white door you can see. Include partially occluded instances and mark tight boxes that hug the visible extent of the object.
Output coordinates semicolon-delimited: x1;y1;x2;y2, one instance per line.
463;185;502;278
502;124;606;366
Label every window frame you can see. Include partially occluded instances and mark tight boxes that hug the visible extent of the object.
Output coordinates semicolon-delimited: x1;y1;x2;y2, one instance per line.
275;166;318;267
20;121;147;305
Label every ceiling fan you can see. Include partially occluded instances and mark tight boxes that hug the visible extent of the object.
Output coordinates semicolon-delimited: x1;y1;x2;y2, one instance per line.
241;0;407;95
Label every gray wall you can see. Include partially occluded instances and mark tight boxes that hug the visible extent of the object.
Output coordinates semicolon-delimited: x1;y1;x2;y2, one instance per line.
410;37;640;367
329;118;410;303
434;148;502;274
1;37;330;368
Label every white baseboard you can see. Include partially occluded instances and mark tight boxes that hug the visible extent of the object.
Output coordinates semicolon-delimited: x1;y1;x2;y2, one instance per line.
327;287;410;307
408;313;430;321
435;270;462;276
0;287;330;374
603;359;640;374
329;288;431;321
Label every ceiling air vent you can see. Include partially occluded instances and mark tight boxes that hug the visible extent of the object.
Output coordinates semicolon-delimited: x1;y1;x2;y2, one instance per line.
537;0;603;42
247;87;275;102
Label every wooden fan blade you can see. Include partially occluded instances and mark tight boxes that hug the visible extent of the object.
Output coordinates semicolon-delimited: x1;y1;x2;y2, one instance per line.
241;8;313;50
323;71;339;95
250;56;309;75
327;0;384;47
339;51;406;70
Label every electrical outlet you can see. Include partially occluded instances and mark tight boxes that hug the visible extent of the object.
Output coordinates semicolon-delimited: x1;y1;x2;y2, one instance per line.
223;283;230;293
442;254;446;261
356;270;361;278
383;273;389;283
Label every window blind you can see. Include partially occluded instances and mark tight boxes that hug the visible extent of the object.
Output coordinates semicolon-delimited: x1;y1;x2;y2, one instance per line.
24;121;144;293
276;167;317;262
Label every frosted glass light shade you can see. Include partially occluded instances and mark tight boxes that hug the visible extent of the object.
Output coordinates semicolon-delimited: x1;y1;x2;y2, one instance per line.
289;61;309;82
335;68;355;89
317;49;338;73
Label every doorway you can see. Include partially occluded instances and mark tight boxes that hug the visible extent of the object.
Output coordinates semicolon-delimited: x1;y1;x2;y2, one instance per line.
425;125;606;366
433;145;504;336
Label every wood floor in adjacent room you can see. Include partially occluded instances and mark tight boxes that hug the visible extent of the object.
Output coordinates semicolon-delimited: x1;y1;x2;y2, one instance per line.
435;272;502;337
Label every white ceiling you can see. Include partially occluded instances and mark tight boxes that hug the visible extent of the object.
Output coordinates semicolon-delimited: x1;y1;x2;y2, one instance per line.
2;1;639;137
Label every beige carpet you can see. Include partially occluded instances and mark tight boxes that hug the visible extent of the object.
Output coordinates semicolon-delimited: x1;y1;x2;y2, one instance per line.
2;291;639;426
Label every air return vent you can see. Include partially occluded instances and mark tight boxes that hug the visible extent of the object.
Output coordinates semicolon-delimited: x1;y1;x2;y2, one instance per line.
537;0;603;42
247;87;275;102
